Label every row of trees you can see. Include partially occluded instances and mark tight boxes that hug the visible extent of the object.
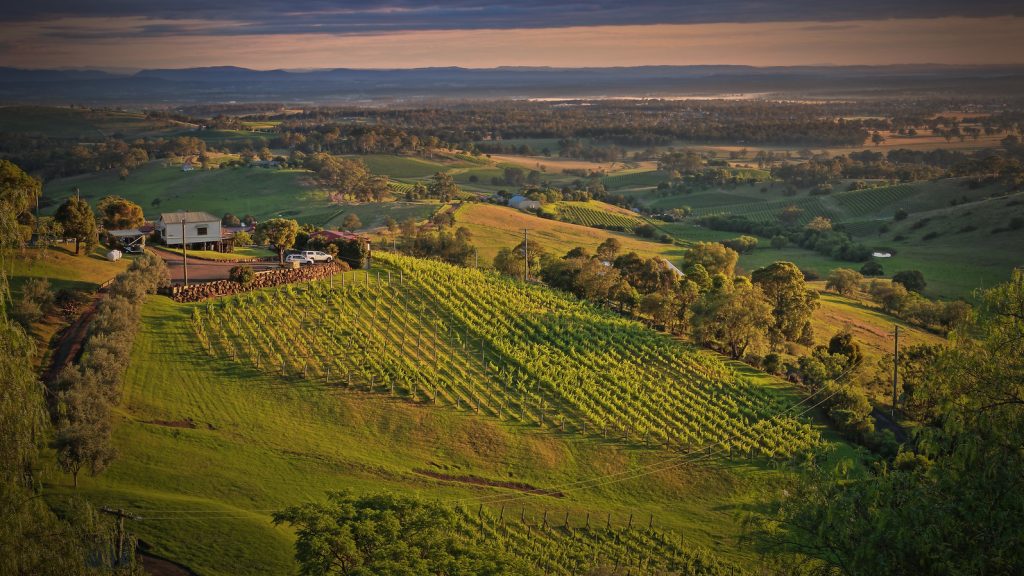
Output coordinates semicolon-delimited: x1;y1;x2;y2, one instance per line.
1;159;145;574
53;252;170;487
494;235;818;361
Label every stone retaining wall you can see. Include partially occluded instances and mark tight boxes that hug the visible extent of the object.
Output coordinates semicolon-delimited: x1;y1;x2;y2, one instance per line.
159;261;350;302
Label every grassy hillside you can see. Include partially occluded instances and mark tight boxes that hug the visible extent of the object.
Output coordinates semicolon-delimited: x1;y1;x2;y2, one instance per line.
455;203;682;264
649;179;1023;298
43;162;338;225
49;255;850;575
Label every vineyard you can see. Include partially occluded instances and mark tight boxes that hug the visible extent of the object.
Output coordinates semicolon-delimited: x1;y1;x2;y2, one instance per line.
388;179;415;195
831;183;919;218
602;170;667;189
190;253;819;457
447;505;740;575
555;202;644;229
691;196;836;225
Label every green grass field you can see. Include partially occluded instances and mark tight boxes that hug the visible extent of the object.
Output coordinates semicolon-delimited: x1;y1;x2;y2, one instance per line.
44;256;853;575
43;162;339;225
646;178;1024;299
321;201;440;230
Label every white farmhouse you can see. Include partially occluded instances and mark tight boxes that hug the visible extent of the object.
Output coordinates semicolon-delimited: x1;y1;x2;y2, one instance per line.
157;211;224;250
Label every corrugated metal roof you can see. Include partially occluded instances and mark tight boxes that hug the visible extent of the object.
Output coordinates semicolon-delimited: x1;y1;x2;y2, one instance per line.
160;211;219;224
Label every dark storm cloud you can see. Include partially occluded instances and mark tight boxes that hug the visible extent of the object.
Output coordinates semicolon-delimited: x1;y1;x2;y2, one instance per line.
5;0;1023;37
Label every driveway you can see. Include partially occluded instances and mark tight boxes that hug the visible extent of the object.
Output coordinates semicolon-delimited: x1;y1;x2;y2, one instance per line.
156;250;279;283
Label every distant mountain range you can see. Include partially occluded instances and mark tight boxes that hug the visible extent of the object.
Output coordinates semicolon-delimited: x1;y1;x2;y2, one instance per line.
1;64;1022;104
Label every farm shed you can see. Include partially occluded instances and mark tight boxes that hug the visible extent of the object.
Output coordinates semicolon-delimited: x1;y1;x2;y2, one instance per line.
157;211;228;251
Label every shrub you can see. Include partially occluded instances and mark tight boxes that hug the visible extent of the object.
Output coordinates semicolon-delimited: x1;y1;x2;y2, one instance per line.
232;230;253;246
13;277;54;327
229;265;255;286
894;208;908;221
770;235;788;249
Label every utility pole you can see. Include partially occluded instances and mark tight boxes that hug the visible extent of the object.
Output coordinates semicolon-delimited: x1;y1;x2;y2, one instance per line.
181;216;188;287
522;228;530;282
892;325;899;419
100;508;137;566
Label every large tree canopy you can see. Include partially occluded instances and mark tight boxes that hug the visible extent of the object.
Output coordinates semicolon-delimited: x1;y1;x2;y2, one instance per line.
273;492;513;576
96;195;145;230
255;218;299;263
0;160;42;248
751;261;818;347
54;196;98;255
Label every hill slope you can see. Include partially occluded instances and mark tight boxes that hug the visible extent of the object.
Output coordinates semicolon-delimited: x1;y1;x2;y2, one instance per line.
50;254;842;574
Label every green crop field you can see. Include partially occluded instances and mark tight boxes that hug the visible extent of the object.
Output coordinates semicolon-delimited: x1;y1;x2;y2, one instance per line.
193;254;817;454
49;254;851;575
359;154;451;178
690;196;836;225
830;184;920;218
555;202;644;229
602;170;667;190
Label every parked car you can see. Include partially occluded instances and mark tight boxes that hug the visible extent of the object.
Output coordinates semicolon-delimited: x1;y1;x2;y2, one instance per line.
300;250;333;263
284;253;313;265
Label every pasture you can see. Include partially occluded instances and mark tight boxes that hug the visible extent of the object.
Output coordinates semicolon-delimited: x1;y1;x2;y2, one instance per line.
43;162;339;225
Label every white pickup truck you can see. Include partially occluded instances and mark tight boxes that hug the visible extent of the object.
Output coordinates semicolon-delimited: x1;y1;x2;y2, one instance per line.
299;250;333;263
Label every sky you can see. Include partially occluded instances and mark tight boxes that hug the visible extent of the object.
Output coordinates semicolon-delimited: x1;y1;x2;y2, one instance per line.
1;1;1022;70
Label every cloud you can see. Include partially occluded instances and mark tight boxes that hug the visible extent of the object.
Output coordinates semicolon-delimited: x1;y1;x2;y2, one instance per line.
2;17;1022;70
2;0;1022;38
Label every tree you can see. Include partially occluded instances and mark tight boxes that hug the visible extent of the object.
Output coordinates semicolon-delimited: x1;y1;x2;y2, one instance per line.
779;205;804;226
54;196;98;255
232;230;253;246
222;213;242;227
827;330;863;366
596;237;622;261
341;213;362;231
255;218;299;264
0;160;42;248
751;269;1024;574
825;268;863;296
805;216;833;232
860;260;884;276
893;270;926;293
428;171;459;202
692;280;774;359
682;242;739;276
494;239;546;281
751;261;819;347
53;379;116;488
721;235;758;254
96;196;144;230
273;491;512;576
